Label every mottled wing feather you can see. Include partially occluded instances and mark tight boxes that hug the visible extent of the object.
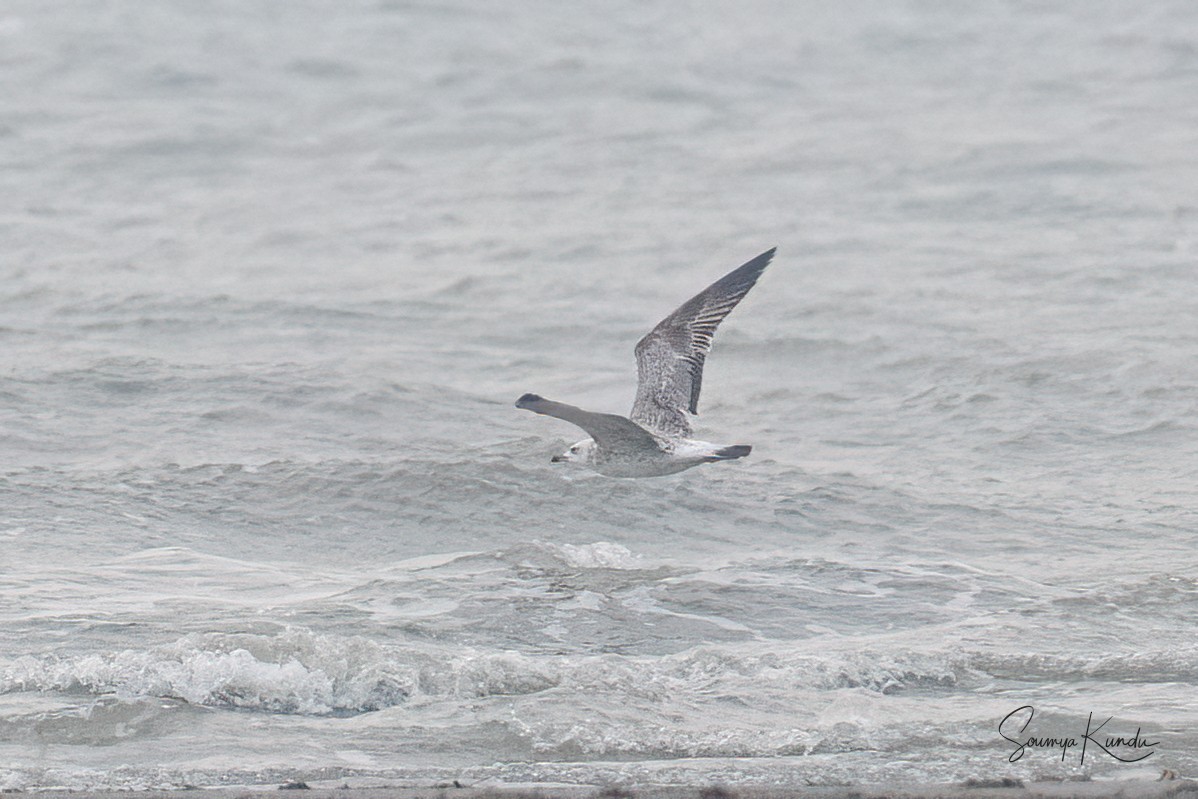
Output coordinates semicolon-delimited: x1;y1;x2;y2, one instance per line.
515;393;661;454
630;248;775;437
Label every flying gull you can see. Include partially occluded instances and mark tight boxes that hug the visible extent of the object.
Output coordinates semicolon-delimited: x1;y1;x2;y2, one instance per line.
516;248;775;477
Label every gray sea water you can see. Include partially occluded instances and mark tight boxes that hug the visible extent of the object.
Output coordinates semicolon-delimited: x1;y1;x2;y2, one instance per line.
3;0;1197;791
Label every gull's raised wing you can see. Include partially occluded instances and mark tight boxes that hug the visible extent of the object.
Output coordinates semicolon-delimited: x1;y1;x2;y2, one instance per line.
630;248;775;437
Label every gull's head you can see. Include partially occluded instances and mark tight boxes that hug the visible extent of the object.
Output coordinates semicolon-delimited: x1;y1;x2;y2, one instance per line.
551;438;596;465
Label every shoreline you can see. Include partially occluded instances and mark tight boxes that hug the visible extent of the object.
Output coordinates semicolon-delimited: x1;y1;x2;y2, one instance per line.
19;778;1197;799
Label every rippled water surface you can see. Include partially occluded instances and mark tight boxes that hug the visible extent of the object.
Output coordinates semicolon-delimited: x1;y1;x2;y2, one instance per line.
3;0;1197;790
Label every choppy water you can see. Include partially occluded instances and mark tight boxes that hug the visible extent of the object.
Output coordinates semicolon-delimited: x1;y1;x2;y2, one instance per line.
3;0;1198;791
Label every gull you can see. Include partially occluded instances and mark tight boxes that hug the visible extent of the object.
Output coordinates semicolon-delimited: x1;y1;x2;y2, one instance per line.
516;248;775;477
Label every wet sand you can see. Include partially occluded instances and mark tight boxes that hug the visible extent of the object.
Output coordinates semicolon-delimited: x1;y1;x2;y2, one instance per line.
25;777;1197;799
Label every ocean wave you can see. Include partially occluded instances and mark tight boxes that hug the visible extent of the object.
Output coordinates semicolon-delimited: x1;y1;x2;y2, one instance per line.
973;645;1198;684
1;630;409;715
0;629;991;717
9;626;1195;720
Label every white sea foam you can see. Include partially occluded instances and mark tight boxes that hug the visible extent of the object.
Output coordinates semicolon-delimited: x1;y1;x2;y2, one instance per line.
547;541;644;570
2;632;407;715
9;626;1194;721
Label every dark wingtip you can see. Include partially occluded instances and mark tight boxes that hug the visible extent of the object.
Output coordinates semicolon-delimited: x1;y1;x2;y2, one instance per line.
722;248;776;291
713;444;752;460
748;247;776;271
515;393;543;409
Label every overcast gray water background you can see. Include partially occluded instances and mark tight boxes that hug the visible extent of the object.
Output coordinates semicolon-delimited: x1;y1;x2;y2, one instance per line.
3;0;1198;791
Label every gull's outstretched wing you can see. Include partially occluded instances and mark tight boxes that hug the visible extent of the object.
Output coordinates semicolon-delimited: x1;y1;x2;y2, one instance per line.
516;393;661;454
630;248;775;438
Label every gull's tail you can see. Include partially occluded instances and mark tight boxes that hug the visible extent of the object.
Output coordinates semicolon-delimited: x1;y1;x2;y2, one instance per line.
707;444;751;461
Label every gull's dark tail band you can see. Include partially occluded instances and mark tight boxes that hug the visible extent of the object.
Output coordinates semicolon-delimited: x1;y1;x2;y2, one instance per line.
709;444;751;461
